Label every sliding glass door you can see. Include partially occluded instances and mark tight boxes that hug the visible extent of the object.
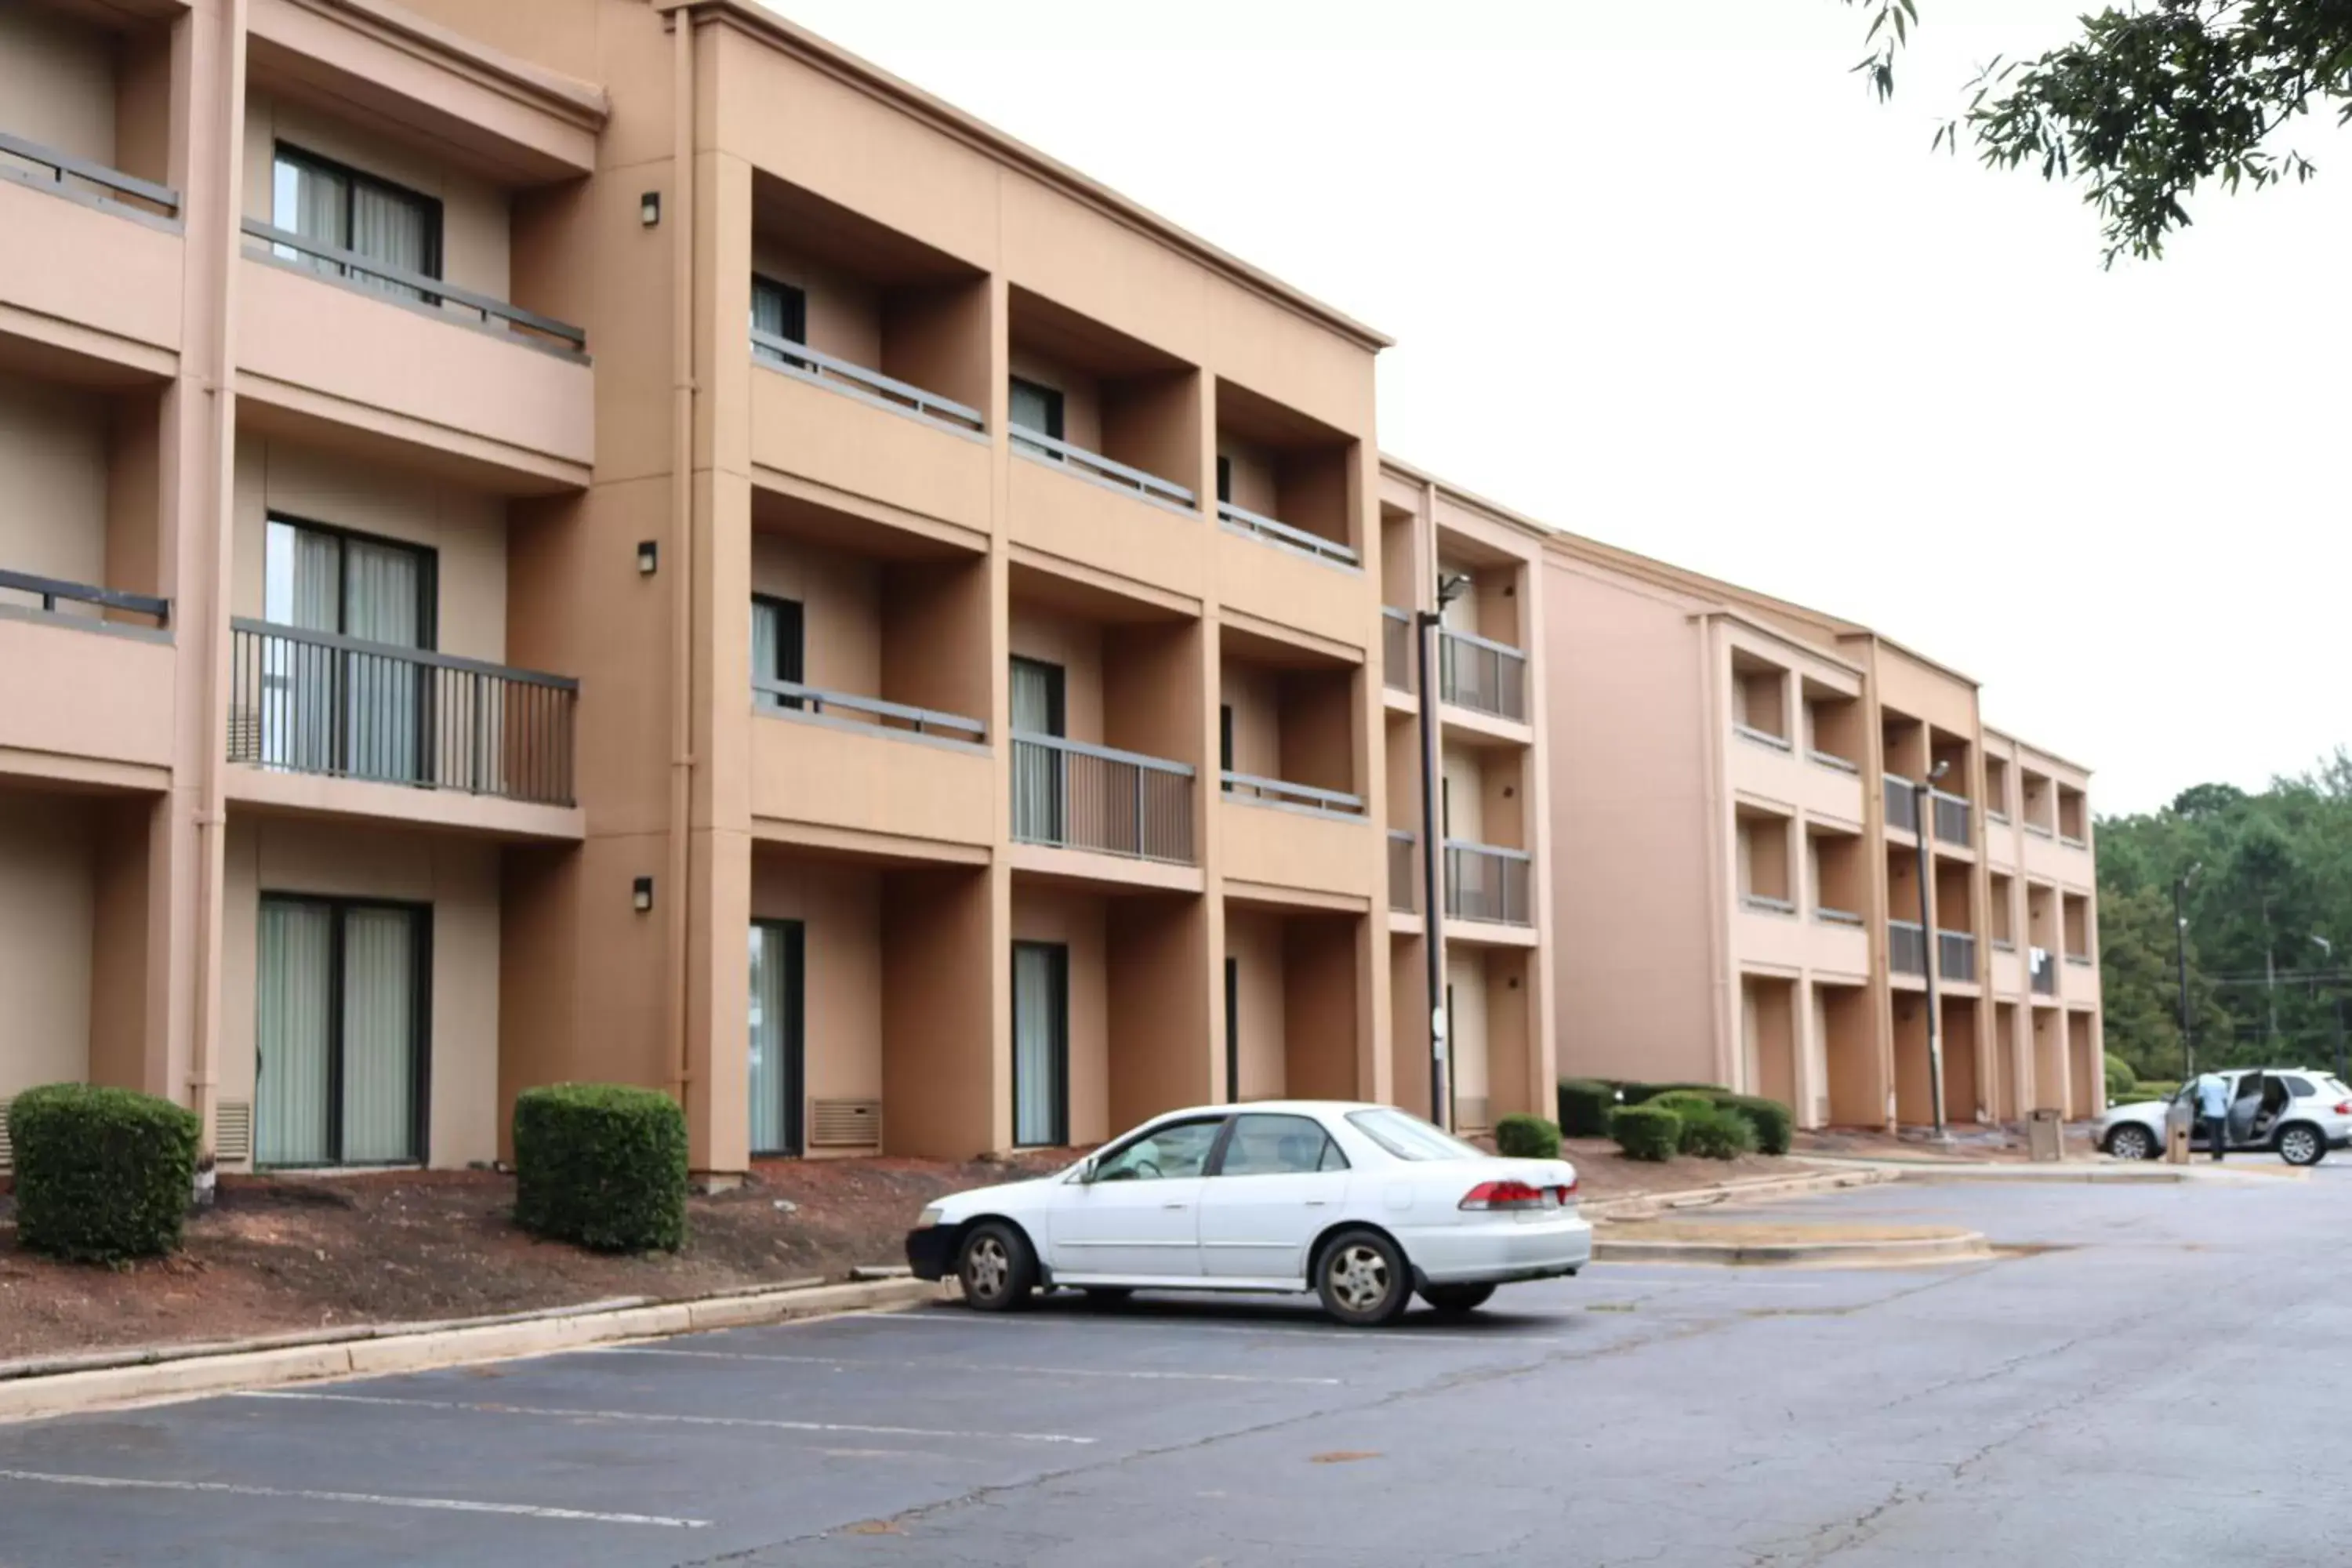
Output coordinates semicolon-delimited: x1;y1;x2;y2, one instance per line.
1011;941;1069;1148
256;896;430;1167
262;517;436;786
749;919;805;1156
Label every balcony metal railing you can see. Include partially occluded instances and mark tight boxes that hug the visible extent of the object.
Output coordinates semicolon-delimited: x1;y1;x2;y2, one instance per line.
750;330;983;434
0;568;169;628
1438;628;1528;723
1381;607;1414;694
1938;928;1978;980
1817;906;1865;927
1809;748;1860;774
1740;891;1797;916
228;620;576;807
2022;812;2056;838
241;220;587;354
2060;831;2089;850
1733;723;1792;753
2030;948;2058;995
1221;771;1365;817
751;677;985;742
1218;500;1359;568
1444;840;1533;927
1883;774;1919;835
2064;949;2095;967
1986;808;2012;825
1992;935;2017;953
1388;829;1415;913
0;130;180;217
1010;731;1194;864
1888;917;1928;976
1011;428;1195;509
1931;789;1973;848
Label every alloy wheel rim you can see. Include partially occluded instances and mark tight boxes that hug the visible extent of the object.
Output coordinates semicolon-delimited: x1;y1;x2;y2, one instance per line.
1329;1244;1390;1313
968;1236;1008;1298
2118;1128;2150;1158
2284;1128;2318;1163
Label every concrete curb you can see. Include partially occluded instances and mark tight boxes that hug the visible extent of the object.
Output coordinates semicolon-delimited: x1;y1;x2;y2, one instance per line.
0;1277;942;1425
1592;1229;1991;1268
1795;1156;2309;1185
1581;1165;1900;1221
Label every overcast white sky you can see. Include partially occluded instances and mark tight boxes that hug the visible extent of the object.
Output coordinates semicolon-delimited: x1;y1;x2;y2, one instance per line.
770;0;2351;818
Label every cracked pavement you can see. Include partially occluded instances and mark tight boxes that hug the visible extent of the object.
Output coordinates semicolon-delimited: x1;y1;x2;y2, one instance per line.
2;1166;2340;1566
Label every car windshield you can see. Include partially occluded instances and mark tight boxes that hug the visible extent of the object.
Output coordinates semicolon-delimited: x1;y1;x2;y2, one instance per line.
1346;1108;1488;1162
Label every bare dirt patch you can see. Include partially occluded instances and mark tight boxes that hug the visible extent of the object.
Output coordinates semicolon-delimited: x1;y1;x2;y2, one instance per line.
0;1151;1067;1365
1562;1138;1791;1203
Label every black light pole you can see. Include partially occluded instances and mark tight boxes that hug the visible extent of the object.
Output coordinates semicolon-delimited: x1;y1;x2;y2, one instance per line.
1913;760;1949;1138
2313;935;2343;1085
2174;863;2198;1081
1415;572;1471;1130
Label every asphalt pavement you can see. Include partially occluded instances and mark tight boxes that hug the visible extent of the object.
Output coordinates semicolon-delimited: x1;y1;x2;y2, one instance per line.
2;1158;2342;1566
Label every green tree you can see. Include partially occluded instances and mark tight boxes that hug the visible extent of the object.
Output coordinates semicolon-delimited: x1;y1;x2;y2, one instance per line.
1844;0;2352;263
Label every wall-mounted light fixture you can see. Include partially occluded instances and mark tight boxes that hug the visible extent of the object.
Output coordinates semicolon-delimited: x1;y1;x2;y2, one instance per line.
633;876;655;913
636;540;659;575
639;191;662;227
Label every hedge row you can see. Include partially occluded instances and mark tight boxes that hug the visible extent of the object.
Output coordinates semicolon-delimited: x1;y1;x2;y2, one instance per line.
1608;1104;1681;1162
1494;1114;1563;1160
1579;1080;1794;1163
513;1083;688;1253
11;1083;202;1263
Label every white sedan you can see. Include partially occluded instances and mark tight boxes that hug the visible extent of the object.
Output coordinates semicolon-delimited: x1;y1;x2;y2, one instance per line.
904;1101;1591;1327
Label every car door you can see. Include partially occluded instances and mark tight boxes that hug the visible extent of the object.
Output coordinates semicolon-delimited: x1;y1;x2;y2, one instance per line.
2226;1073;2267;1149
1196;1113;1351;1281
1047;1116;1225;1281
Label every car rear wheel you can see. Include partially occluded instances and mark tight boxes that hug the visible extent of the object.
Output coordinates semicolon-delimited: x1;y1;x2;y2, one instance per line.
1316;1229;1412;1327
2276;1123;2327;1167
1418;1283;1497;1317
957;1221;1037;1312
2105;1123;2157;1162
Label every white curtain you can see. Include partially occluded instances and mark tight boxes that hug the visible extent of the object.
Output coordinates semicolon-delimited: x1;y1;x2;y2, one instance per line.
751;598;782;712
343;539;422;784
1012;945;1063;1146
748;923;799;1154
272;154;347;277
256;900;333;1167
261;521;343;774
350;180;429;303
1009;659;1064;844
340;907;417;1164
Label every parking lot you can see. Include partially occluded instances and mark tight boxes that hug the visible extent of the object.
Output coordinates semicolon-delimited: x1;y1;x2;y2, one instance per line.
4;1165;2346;1566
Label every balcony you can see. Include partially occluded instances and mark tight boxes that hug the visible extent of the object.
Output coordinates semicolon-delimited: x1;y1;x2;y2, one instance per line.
749;680;994;851
1439;630;1528;724
1014;427;1195;510
1735;723;1793;754
1741;892;1797;916
1388;829;1415;913
1884;774;1919;835
1931;789;1973;848
2030;948;2059;996
227;620;576;807
1938;928;1978;982
1219;499;1358;568
0;136;184;367
1222;771;1364;818
1889;918;1927;977
0;571;175;779
1444;840;1533;927
1011;733;1195;865
1381;608;1414;694
1817;905;1865;928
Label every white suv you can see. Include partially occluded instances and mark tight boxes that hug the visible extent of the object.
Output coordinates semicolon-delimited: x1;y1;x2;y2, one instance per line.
2097;1068;2352;1167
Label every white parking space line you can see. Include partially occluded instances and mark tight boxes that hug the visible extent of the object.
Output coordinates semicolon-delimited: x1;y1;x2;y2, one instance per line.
234;1389;1094;1445
589;1347;1343;1385
845;1312;1577;1348
0;1469;709;1530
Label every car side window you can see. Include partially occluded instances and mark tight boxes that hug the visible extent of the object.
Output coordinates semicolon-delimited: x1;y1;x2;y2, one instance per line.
2283;1076;2317;1098
1214;1114;1348;1178
1091;1119;1225;1183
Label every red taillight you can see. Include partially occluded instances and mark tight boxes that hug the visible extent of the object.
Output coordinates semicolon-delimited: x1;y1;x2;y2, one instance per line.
1460;1179;1548;1211
2334;1101;2351;1116
1553;1178;1579;1205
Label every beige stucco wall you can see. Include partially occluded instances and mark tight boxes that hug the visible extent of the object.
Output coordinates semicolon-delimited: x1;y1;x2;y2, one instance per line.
0;794;96;1102
0;5;116;169
1225;906;1288;1098
219;815;503;1169
230;434;507;662
1007;605;1106;744
1446;949;1491;1129
750;852;883;1135
0;372;108;606
751;528;880;699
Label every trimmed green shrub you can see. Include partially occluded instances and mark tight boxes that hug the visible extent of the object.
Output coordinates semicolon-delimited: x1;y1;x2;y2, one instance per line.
2103;1053;2136;1101
1555;1079;1619;1138
1647;1090;1722;1119
1619;1081;1728;1107
2133;1080;2180;1103
11;1083;202;1263
513;1083;688;1253
1494;1114;1563;1160
1676;1102;1759;1160
1610;1104;1682;1162
1713;1094;1795;1156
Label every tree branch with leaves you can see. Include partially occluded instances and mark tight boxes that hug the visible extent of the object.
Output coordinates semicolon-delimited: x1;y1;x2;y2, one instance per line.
1844;0;2352;265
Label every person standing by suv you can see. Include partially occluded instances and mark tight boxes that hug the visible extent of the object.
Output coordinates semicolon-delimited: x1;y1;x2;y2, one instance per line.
2194;1073;2231;1162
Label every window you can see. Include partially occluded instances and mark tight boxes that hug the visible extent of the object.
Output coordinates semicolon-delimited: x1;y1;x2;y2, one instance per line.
749;920;804;1156
1219;703;1235;790
1214;1113;1348;1177
270;144;442;303
255;896;430;1168
1345;1107;1484;1162
2282;1076;2318;1100
261;517;436;785
1091;1117;1225;1182
751;274;808;348
1216;455;1232;506
1011;941;1069;1146
1009;376;1065;442
1009;658;1069;846
751;594;804;711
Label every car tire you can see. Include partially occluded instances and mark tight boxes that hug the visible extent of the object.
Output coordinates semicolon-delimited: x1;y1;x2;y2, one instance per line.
956;1221;1038;1312
2275;1123;2327;1167
1315;1229;1412;1327
2105;1123;2157;1162
1418;1283;1497;1317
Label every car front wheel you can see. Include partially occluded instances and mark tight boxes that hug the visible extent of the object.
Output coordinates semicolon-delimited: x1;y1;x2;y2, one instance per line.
1316;1229;1411;1327
2276;1123;2327;1167
957;1221;1037;1311
2105;1123;2157;1162
1419;1283;1497;1317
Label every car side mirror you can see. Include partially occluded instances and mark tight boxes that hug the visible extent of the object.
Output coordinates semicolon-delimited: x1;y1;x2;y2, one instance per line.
1075;1156;1098;1185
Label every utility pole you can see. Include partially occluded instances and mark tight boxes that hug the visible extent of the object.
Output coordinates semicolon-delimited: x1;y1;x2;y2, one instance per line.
1415;572;1472;1131
2175;863;2198;1081
1915;761;1950;1139
2264;895;2279;1048
2314;935;2343;1083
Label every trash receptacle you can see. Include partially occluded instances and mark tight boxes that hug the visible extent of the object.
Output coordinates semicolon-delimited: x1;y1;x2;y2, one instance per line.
2165;1095;2194;1163
2027;1107;2064;1162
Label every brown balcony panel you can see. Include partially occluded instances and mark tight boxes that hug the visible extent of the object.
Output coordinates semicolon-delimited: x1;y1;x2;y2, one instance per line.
1214;525;1364;650
752;354;991;532
1221;783;1370;902
1009;446;1201;600
0;172;183;368
750;693;993;851
0;600;173;779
